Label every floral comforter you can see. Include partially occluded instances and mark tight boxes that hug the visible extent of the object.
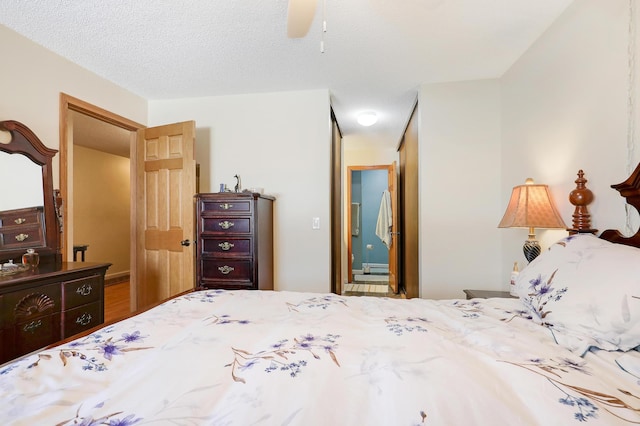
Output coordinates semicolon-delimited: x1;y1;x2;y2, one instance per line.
1;290;639;425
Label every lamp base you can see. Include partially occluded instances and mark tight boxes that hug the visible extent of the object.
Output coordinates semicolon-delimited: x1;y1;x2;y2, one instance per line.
523;239;541;263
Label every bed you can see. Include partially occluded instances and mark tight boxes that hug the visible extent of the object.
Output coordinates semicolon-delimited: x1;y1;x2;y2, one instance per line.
1;170;639;425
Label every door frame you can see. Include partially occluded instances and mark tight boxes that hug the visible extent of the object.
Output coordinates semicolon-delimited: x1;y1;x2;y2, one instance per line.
59;93;144;310
346;164;395;285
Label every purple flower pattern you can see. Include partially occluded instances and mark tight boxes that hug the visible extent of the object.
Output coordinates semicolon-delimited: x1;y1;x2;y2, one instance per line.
385;316;430;335
502;357;640;422
58;409;143;426
26;329;150;372
523;269;567;324
287;295;348;311
227;333;341;383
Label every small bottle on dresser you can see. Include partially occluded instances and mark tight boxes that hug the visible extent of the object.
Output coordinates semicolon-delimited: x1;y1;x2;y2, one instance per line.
509;261;519;296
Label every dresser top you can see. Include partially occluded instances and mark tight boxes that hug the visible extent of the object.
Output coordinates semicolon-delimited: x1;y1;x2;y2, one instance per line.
0;262;111;292
195;192;275;201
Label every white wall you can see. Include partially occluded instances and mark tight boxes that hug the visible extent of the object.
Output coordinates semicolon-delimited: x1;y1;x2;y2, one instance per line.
500;0;639;278
0;24;147;185
5;0;637;300
416;0;640;299
419;79;503;299
73;146;130;275
148;91;332;293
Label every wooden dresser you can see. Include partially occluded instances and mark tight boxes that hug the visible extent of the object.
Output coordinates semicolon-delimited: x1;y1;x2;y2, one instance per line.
0;121;112;365
195;193;274;290
0;262;110;364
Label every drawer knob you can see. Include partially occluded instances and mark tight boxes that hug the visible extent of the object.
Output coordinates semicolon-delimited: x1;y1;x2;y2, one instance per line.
76;284;93;296
218;265;234;275
75;313;93;326
218;221;235;230
15;233;29;242
219;241;234;251
219;203;234;210
14;218;26;225
23;319;42;333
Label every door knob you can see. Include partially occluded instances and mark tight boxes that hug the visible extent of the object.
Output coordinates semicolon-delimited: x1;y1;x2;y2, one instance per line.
180;239;192;247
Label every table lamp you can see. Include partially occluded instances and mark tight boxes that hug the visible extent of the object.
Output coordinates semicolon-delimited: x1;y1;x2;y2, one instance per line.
498;178;567;262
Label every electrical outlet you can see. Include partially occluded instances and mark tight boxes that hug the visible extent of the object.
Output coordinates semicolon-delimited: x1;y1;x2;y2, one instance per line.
312;217;320;229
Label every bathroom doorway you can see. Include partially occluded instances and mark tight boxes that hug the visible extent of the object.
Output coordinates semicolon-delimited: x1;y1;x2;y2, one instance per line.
346;163;398;294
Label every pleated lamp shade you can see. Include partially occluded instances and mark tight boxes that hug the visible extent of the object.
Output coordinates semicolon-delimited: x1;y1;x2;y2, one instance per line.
498;178;567;261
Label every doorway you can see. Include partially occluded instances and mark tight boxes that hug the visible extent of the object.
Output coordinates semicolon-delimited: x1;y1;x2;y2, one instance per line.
345;164;399;295
70;110;131;283
60;93;143;313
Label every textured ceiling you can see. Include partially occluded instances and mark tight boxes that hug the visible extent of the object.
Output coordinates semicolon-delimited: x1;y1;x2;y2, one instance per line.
1;0;573;150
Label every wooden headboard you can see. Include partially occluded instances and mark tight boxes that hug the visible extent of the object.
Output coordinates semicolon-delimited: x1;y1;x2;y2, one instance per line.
568;164;640;248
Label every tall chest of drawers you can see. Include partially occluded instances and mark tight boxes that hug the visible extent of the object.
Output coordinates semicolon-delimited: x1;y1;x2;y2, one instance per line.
195;193;274;290
0;262;110;364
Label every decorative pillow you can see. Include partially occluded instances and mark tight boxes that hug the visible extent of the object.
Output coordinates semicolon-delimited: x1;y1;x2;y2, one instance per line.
514;233;640;356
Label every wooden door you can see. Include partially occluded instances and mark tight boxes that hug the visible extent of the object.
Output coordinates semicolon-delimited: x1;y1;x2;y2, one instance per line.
388;161;399;294
134;121;196;310
400;104;419;298
330;110;342;294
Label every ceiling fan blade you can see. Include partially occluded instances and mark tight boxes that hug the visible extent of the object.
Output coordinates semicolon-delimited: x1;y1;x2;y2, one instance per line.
287;0;318;38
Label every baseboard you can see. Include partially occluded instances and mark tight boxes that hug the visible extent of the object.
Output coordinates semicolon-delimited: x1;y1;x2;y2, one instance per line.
105;271;130;286
366;263;388;269
354;263;389;275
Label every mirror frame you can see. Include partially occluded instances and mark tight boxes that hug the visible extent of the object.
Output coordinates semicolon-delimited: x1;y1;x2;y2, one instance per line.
0;120;60;265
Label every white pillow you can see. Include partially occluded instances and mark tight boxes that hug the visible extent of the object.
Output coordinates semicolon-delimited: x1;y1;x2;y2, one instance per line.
514;233;640;356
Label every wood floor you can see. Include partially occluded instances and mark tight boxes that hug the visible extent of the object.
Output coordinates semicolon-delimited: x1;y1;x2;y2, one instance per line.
343;274;406;298
104;281;132;323
342;286;406;298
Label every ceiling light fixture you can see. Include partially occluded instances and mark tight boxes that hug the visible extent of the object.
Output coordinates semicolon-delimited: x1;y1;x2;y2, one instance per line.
357;112;378;127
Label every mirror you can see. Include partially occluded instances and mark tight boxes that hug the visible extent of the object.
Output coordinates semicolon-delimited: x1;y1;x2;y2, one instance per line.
0;120;60;265
0;151;44;211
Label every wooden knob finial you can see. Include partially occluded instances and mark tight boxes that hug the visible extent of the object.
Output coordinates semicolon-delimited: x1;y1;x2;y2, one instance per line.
568;170;597;234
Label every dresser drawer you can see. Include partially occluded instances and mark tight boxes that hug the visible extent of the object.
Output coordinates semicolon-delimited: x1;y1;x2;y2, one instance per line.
63;302;102;337
13;313;61;356
0;223;45;249
63;275;102;309
0;207;43;228
201;237;252;256
201;217;251;234
201;259;253;282
0;262;110;364
200;199;253;214
3;283;61;324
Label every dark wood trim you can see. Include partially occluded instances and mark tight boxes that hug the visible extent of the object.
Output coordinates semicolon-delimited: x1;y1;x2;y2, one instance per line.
600;162;640;246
